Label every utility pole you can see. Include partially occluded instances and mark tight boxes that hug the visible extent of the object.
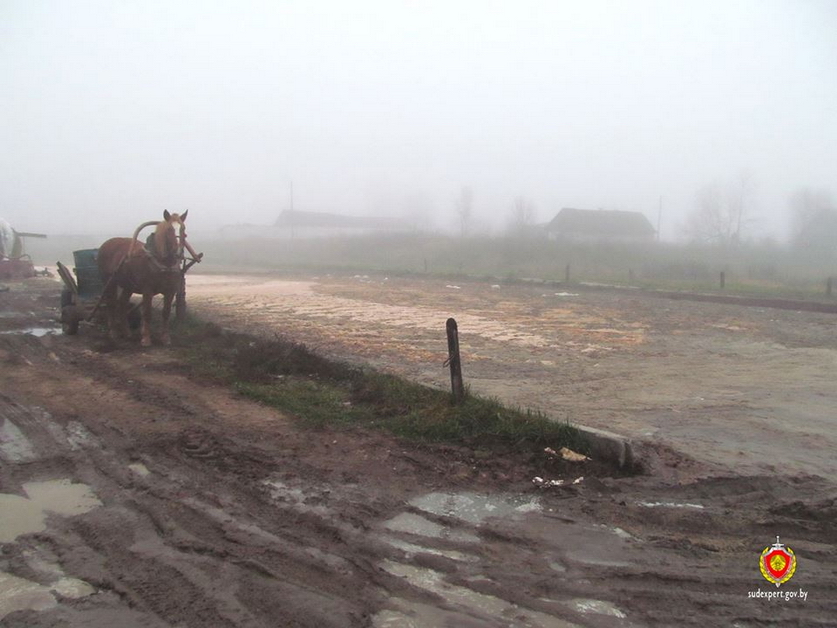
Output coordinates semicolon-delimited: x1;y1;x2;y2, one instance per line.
657;196;662;242
289;181;295;240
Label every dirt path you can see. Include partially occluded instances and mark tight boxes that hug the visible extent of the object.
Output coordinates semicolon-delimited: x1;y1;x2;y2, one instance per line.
1;276;835;626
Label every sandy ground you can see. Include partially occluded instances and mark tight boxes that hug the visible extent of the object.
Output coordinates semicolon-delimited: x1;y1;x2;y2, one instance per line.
187;273;837;482
1;274;835;627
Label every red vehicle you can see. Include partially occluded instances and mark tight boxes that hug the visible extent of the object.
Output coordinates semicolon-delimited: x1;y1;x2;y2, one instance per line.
0;218;46;280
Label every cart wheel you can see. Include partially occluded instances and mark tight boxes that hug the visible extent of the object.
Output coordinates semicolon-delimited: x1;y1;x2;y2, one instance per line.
61;305;80;335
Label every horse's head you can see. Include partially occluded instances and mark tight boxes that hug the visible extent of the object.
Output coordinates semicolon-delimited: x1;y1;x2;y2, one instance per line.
154;209;188;267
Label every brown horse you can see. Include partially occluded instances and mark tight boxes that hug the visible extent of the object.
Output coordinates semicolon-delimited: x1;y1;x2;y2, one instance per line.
97;210;191;346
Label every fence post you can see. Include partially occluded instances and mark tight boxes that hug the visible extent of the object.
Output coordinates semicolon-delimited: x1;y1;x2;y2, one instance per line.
445;318;465;403
828;277;833;297
565;264;571;283
720;271;725;289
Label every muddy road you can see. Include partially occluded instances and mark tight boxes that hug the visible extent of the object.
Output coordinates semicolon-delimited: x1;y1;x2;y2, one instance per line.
1;276;836;627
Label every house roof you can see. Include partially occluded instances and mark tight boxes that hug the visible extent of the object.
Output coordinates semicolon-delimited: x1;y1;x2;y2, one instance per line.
546;208;655;237
274;210;404;231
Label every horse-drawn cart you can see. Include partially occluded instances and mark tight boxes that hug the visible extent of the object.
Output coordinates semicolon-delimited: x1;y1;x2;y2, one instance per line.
56;248;107;335
57;217;201;337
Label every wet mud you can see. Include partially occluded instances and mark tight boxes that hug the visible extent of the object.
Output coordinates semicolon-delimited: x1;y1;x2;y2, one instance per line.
0;276;835;626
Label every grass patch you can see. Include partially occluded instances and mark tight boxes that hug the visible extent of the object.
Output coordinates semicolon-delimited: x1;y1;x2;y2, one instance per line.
174;315;586;454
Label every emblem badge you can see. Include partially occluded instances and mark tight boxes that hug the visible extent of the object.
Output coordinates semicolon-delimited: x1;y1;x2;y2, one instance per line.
760;536;796;587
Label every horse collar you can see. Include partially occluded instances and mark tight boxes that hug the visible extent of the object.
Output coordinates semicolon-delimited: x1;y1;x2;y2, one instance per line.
143;234;180;271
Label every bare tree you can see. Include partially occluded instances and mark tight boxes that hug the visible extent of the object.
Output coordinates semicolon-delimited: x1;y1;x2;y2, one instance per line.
684;174;756;246
455;186;473;238
506;195;536;236
684;183;733;245
789;187;836;254
730;170;755;243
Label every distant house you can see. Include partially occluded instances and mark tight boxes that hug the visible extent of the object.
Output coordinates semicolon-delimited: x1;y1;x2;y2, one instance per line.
273;210;407;238
545;208;656;243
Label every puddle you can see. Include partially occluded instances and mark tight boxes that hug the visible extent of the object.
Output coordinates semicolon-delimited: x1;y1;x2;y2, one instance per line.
50;577;95;598
65;421;98;449
550;524;633;569
372;609;423;628
0;326;61;337
380;536;478;562
567;598;627;618
565;552;630;568
0;479;102;543
409;492;542;525
0;571;57;620
0;569;95;621
41;418;99;452
379;561;578;628
382;513;479;544
23;547;95;597
639;501;705;509
596;524;636;541
0;418;37;462
128;463;151;477
372;600;467;628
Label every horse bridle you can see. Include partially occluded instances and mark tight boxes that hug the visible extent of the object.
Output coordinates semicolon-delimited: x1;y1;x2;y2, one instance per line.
132;219;185;273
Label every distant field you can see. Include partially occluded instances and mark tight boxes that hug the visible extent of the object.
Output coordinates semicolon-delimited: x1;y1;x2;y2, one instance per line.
26;231;837;300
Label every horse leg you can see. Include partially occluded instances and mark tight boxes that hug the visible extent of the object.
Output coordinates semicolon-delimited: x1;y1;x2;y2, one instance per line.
160;291;174;346
103;278;120;341
141;292;154;347
116;288;132;338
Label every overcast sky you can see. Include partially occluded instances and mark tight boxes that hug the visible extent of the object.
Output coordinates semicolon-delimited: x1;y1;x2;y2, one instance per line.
1;0;835;239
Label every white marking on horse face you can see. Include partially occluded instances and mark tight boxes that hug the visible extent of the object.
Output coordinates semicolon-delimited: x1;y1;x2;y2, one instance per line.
168;217;186;256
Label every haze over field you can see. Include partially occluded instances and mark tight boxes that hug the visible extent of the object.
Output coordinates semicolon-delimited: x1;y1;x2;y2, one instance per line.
1;0;835;239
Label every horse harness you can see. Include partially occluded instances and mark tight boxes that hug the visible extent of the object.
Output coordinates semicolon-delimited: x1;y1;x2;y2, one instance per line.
143;233;182;273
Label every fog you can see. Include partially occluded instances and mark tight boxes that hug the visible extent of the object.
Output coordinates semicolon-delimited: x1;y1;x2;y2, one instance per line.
1;0;835;240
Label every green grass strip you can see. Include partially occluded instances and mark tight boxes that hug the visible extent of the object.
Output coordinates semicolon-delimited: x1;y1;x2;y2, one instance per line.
175;315;586;453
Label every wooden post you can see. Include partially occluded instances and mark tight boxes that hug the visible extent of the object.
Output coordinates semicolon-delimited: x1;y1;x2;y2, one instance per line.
628;268;634;281
720;271;725;289
445;318;465;403
565;264;571;283
828;277;833;297
175;271;187;320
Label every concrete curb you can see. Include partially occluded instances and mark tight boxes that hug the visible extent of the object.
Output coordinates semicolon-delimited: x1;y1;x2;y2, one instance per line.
577;424;636;472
